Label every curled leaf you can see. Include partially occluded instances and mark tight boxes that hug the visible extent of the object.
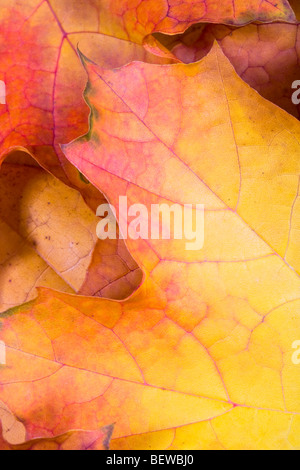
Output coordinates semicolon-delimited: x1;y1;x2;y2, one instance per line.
0;151;142;311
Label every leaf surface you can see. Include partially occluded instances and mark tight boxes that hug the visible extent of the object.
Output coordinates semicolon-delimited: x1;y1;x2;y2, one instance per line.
1;1;298;309
1;44;299;450
81;0;297;39
66;44;300;275
152;22;300;119
0;0;297;171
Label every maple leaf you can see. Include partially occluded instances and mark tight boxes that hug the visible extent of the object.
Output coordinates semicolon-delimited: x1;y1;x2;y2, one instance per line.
1;0;300;452
152;22;300;119
1;44;299;450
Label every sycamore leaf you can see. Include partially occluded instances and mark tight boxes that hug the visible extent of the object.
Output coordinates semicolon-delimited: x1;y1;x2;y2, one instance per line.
0;44;299;450
0;151;142;312
153;22;300;119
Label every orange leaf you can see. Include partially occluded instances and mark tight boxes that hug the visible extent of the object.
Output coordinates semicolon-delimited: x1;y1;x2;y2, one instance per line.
0;1;296;174
66;43;300;276
1;1;298;309
88;0;297;41
0;1;171;306
152;22;300;119
0;0;172;175
0;44;299;450
0;1;297;180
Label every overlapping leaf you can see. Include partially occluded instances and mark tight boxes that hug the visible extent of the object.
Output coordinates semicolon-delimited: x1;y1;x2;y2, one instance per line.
152;22;300;119
92;0;296;40
1;45;299;450
1;0;159;307
0;0;173;172
67;43;300;276
0;0;296;174
0;2;298;309
1;0;300;452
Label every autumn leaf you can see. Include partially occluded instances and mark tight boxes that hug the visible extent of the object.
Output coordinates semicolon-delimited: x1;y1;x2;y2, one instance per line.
0;0;174;176
89;0;297;41
1;44;299;450
67;43;300;276
1;1;298;308
1;0;300;452
0;0;174;308
0;151;142;312
151;22;300;119
0;0;296;173
0;2;297;183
